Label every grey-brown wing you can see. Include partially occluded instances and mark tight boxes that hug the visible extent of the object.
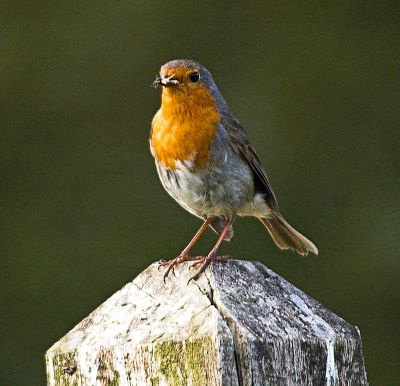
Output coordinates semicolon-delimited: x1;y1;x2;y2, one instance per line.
221;111;279;210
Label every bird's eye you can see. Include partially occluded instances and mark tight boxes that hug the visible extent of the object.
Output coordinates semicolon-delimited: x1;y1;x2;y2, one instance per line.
189;71;200;83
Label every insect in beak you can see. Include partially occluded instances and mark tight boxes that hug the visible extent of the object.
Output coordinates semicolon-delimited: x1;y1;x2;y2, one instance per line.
153;74;179;88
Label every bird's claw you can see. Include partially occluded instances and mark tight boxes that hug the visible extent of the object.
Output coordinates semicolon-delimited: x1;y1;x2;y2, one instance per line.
162;253;231;283
157;260;168;271
162;253;194;282
187;255;231;283
188;256;205;270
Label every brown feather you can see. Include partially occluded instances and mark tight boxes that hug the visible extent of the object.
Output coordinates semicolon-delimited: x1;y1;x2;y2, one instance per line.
259;212;318;256
220;109;278;210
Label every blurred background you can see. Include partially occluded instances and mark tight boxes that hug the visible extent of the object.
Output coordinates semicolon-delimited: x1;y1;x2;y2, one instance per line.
1;1;399;384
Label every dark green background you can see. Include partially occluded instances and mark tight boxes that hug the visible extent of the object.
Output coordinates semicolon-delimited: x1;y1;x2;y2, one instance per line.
1;1;399;385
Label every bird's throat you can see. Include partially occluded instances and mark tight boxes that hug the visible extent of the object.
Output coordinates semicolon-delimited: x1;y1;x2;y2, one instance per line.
151;87;220;170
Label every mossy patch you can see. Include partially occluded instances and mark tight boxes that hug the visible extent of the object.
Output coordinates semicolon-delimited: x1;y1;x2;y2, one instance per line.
48;350;79;386
153;337;217;385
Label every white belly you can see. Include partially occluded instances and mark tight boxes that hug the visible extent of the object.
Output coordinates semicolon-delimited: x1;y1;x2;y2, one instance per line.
155;157;256;220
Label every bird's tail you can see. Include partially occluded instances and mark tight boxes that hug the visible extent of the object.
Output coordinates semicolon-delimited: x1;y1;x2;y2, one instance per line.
259;210;318;256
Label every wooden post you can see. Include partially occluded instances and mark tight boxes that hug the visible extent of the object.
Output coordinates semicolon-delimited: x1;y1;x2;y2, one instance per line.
46;260;368;385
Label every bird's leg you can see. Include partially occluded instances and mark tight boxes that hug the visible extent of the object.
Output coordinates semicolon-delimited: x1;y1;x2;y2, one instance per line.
189;220;232;282
162;217;214;281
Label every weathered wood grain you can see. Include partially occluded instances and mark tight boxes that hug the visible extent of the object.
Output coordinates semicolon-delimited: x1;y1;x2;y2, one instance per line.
46;260;368;385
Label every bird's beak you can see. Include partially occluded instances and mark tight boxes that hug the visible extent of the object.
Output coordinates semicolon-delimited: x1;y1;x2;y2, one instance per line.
153;74;179;88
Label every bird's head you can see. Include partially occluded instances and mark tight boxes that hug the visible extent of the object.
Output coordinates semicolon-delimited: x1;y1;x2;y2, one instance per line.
153;59;220;107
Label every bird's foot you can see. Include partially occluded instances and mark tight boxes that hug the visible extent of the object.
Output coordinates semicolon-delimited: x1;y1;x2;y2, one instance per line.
161;253;197;282
188;254;231;283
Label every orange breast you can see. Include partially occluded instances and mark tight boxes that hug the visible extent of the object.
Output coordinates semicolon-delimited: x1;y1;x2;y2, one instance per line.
151;84;220;170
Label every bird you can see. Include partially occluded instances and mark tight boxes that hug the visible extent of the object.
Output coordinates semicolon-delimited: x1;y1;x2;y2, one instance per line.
150;59;318;281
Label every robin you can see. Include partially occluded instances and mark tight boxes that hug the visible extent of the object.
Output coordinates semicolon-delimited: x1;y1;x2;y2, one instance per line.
150;59;318;281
